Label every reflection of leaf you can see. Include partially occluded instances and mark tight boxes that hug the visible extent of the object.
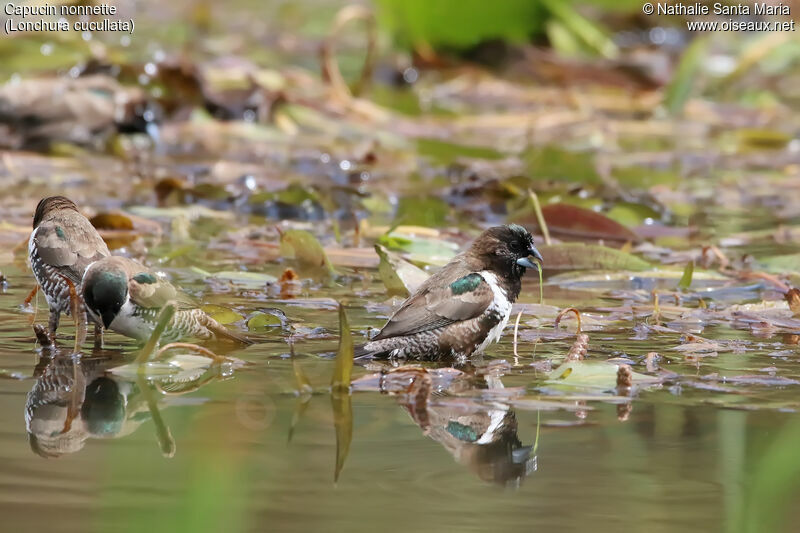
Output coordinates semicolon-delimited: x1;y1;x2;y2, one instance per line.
136;374;176;458
744;420;800;532
288;345;312;444
539;243;650;271
331;388;352;483
375;244;429;297
331;305;353;482
280;229;335;281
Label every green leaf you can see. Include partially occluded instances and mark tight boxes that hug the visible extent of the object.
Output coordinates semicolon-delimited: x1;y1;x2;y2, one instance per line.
540;0;618;58
201;305;243;325
280;229;336;281
539;243;650;271
548;361;658;389
678;261;694;291
246;312;284;331
377;232;458;266
664;36;709;115
331;305;353;392
331;304;353;482
395;196;450;227
375;244;429;297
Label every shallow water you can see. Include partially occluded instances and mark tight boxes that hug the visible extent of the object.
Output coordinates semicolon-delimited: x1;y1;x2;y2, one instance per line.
4;0;800;529
2;253;800;533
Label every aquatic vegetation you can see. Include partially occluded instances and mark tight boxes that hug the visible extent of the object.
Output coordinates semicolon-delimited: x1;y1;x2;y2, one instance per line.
3;0;800;531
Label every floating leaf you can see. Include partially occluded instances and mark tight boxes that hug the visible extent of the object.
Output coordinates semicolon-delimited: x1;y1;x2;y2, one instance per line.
247;311;284;331
539;243;650;271
548;361;658;389
375;244;429;297
194;268;278;288
201;305;243;325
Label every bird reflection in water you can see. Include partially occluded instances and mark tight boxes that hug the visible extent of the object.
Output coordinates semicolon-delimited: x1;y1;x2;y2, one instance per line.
25;346;235;458
352;363;537;487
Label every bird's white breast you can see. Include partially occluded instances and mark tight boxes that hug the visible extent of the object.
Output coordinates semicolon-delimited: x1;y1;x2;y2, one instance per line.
476;271;512;353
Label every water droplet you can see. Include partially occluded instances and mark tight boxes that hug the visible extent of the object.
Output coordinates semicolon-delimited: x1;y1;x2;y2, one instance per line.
649;27;666;45
120;35;131;47
144;62;157;76
138;74;150;85
320;153;331;164
402;67;419;84
243;109;256;122
81;31;92;41
339;160;351;171
40;43;53;56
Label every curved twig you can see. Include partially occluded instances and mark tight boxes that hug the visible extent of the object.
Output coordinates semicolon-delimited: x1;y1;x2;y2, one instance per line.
554;307;582;334
320;5;377;102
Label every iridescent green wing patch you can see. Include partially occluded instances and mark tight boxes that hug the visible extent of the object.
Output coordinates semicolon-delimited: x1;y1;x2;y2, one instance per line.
446;420;479;442
450;273;483;295
133;272;157;284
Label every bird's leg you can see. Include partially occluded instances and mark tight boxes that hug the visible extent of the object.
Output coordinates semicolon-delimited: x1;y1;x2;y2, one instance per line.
93;322;103;349
48;309;60;338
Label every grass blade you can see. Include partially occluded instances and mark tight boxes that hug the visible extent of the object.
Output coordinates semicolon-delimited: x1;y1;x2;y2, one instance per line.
136;302;177;365
331;304;354;482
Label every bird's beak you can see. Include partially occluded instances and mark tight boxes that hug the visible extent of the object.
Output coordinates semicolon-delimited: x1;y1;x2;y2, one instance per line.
516;245;544;271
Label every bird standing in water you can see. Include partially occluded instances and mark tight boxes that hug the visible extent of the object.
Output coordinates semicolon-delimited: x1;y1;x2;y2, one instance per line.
356;224;542;360
28;196;110;342
82;256;250;344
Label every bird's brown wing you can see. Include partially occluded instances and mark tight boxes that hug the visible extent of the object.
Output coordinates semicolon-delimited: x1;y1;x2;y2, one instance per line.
33;219;109;283
373;272;493;340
